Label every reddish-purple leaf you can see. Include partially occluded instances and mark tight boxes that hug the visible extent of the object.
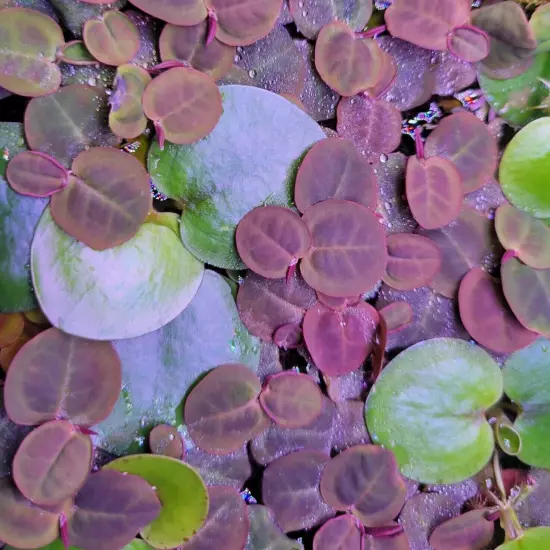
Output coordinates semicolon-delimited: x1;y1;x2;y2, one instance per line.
294;137;377;213
495;204;550;270
149;424;184;460
417;206;501;298
127;0;207;26
182;486;249;550
383;233;442;291
301;200;388;297
5;327;122;427
260;372;323;428
385;0;470;51
366;48;397;100
236;206;312;279
458;267;537;353
263;450;335;532
0;477;59;548
337;95;402;162
424;112;498;194
237;271;317;342
447;25;490;63
429;509;495;550
315;21;383;97
13;420;92;506
406;155;463;230
56;41;96;66
320;444;406;527
68;469;161;550
50;147;151;250
378;302;413;333
83;11;140;67
273;323;303;349
501;258;550;338
6;151;68;198
303;302;379;377
317;292;361;311
143;67;222;146
184;364;268;455
363;530;410;550
313;514;362;550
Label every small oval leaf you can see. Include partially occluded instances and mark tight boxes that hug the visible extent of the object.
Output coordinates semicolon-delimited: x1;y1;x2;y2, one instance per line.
429;509;495;550
127;0;207;26
378;302;413;333
447;25;490;63
313;514;362;550
149;424;184;460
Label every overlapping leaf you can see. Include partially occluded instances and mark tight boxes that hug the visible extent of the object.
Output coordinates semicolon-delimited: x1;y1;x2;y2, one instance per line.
379;302;413;333
149;424;184;459
313;514;361;550
127;0;207;26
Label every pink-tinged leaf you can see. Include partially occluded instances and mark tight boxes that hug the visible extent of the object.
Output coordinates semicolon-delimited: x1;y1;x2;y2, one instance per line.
315;21;383;97
159;21;235;81
57;41;97;66
383;233;442;291
60;512;69;550
13;420;92;506
260;372;323;428
313;514;362;550
149;424;184;460
127;0;207;26
406;155;463;230
458;267;538;353
143;67;222;145
303;302;379;377
236;271;317;342
366;49;397;100
184;363;268;455
301;200;388;297
378;302;413;333
6;151;68;198
68;469;162;550
263;450;335;532
320;444;406;527
429;509;495;550
204;0;282;46
417;206;502;298
0;477;59;548
207;8;218;45
317;292;361;311
364;524;404;538
447;25;490;63
495;204;550;270
83;11;140;67
50;147;152;251
424;111;498;194
236;206;312;279
501;258;550;338
4;327;122;426
294;137;377;213
337;95;402;162
182;486;249;550
149;60;192;72
363;532;410;550
273;323;303;349
371;312;387;383
385;0;470;51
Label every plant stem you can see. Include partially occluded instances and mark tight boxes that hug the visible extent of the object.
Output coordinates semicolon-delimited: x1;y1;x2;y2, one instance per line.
493;451;507;502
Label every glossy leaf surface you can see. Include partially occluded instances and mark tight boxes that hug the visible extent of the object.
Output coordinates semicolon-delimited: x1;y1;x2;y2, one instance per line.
260;372;323;427
105;454;208;549
366;338;503;483
185;363;267;454
13;420;92;505
303;302;378;377
320;444;406;527
301;200;387;297
383;233;441;291
5;327;121;426
379;302;413;333
127;0;207;26
429;509;494;550
459;267;537;353
149;425;184;460
294;137;377;213
263;450;334;532
236;206;312;278
447;25;490;63
313;514;361;550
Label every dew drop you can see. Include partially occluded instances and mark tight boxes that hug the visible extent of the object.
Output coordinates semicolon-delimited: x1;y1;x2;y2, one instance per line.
298;0;304;6
248;69;257;78
87;77;97;87
379;153;388;163
234;54;241;62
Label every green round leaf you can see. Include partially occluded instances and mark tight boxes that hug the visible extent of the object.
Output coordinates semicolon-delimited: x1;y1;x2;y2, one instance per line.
500;118;550;218
0;123;47;312
497;527;550;550
503;338;550;468
365;338;503;484
31;208;204;340
105;454;209;550
148;85;325;269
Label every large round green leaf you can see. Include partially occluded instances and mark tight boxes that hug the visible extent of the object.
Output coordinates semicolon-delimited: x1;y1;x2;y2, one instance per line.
30;208;204;340
503;338;550;468
148;85;325;269
500;118;550;218
365;338;503;484
95;270;260;455
105;454;208;550
497;527;550;550
0;123;47;313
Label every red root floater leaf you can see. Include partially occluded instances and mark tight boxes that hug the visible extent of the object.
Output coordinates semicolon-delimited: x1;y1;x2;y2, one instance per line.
447;25;490;63
207;9;218;45
313;514;362;550
429;509;495;550
378;302;413;333
273;323;303;349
